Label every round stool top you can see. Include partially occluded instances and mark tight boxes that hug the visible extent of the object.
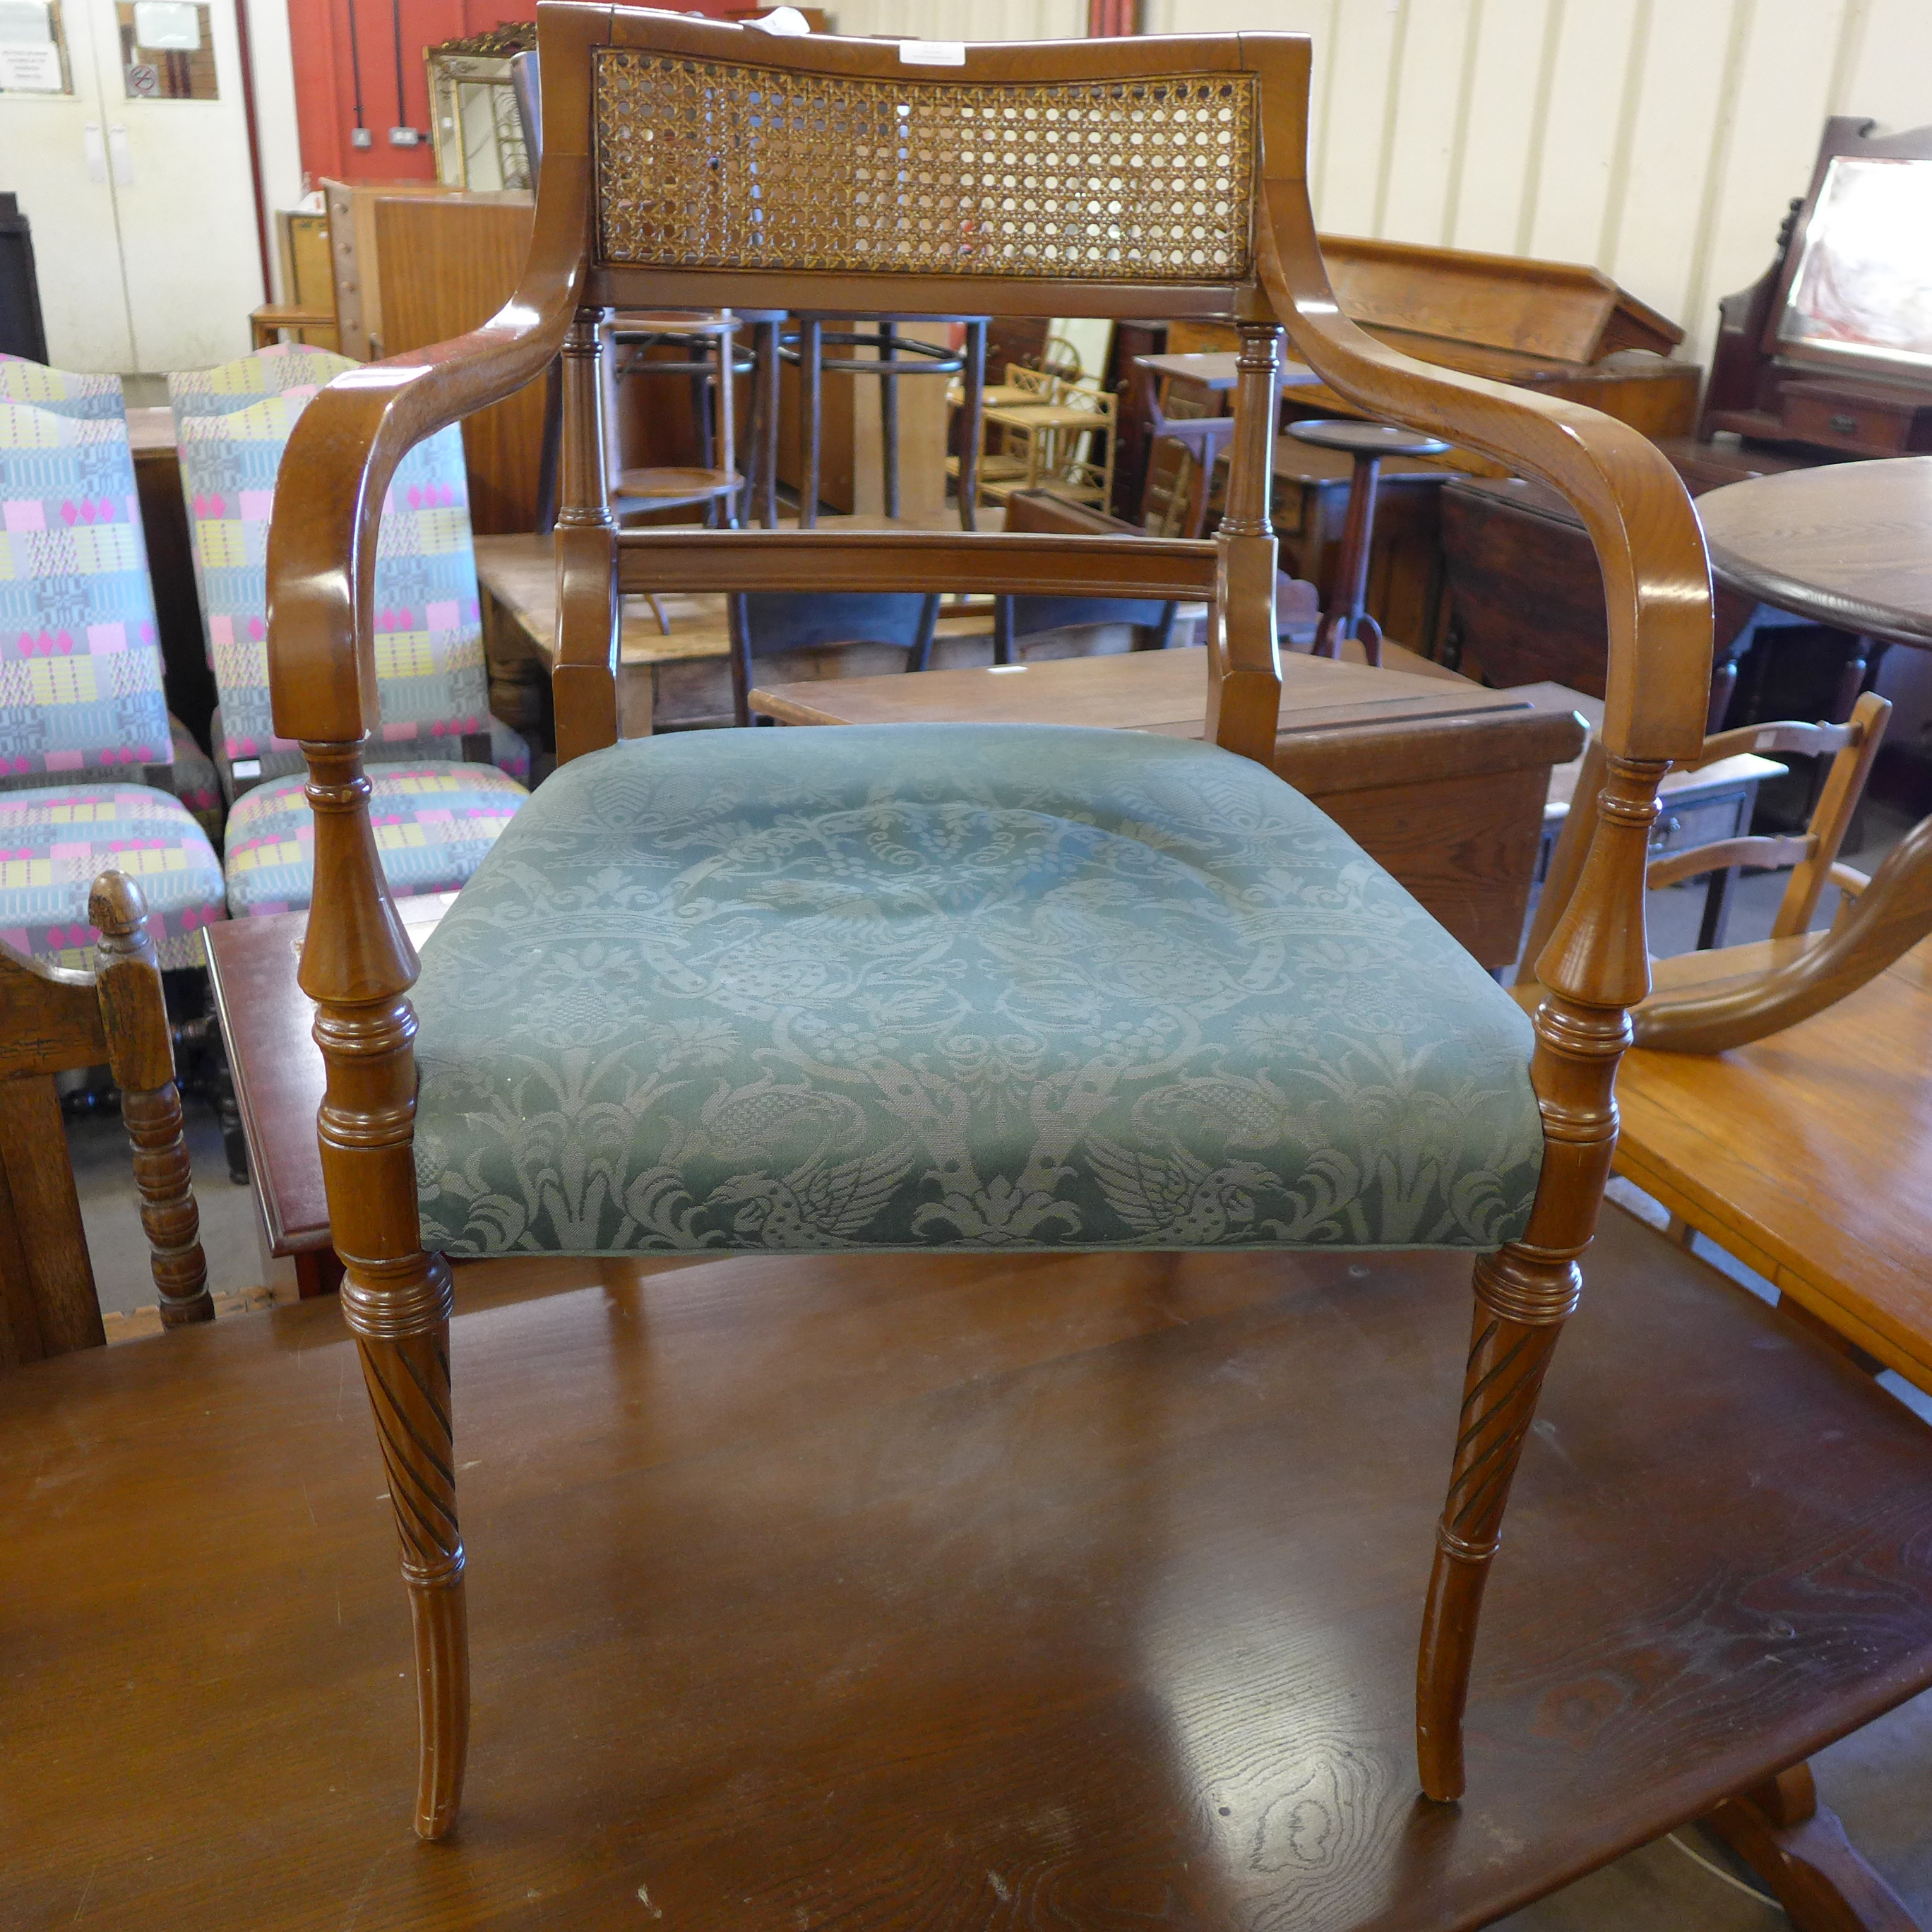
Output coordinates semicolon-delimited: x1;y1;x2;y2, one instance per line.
1286;419;1450;459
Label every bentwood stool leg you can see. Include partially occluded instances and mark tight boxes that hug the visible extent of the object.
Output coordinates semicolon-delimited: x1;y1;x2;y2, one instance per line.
799;316;822;530
960;318;986;531
878;321;900;520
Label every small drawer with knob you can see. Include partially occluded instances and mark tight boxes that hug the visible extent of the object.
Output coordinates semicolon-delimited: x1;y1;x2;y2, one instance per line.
1783;380;1932;458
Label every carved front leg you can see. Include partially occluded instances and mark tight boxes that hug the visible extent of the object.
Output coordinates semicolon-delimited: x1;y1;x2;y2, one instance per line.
299;744;468;1839
1416;754;1666;1802
351;1270;467;1839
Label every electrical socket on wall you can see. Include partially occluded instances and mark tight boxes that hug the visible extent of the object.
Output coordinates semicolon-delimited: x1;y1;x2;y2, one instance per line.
350;126;373;148
388;126;422;146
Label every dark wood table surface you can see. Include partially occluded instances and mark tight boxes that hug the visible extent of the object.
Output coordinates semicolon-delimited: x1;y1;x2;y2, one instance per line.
1697;455;1932;648
8;1208;1932;1928
752;647;1584;970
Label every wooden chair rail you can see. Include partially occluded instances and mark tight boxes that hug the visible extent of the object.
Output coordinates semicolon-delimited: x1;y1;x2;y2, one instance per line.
1633;811;1932;1054
614;530;1219;602
1700;718;1860;764
1646;833;1813;891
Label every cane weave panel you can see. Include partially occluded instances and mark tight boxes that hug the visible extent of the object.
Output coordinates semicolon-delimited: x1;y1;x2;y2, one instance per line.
594;53;1257;282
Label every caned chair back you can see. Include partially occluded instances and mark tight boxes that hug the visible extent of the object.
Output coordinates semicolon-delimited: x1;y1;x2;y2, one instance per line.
589;42;1263;298
0;355;126;420
0;401;171;788
172;362;495;788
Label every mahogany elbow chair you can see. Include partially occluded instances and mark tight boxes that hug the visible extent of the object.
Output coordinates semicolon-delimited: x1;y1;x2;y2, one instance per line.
263;7;1712;1840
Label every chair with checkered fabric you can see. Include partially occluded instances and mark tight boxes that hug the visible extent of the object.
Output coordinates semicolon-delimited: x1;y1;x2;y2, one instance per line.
0;355;224;839
266;9;1713;1842
0;354;129;420
169;352;530;917
0;399;225;970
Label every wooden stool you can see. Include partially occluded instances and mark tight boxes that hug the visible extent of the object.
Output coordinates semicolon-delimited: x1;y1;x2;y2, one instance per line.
1287;418;1450;665
602;312;748;528
782;315;987;529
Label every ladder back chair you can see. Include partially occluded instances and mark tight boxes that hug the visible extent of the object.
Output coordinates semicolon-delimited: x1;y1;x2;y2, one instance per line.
1525;692;1932;1055
265;7;1712;1841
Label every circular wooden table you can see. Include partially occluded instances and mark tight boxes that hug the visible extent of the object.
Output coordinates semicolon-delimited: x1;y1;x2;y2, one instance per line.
1697;454;1932;650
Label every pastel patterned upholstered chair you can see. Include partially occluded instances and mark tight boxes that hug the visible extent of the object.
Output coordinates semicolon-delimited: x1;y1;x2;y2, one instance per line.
171;352;529;917
0;356;224;838
266;11;1712;1839
0;399;225;971
0;353;128;419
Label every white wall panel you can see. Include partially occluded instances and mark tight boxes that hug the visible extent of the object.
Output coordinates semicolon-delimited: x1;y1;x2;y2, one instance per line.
1524;0;1640;266
1448;0;1553;254
1378;0;1477;245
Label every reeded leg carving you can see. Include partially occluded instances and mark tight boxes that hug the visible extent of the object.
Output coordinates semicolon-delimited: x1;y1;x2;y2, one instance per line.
1417;1246;1580;1799
88;871;211;1327
1417;753;1667;1802
299;744;468;1838
350;1271;467;1840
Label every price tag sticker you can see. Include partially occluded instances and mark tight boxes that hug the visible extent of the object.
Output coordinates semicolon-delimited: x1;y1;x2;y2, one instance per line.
898;40;965;65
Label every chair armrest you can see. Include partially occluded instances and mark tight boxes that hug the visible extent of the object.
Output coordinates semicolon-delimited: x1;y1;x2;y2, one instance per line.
1258;185;1711;769
265;158;588;749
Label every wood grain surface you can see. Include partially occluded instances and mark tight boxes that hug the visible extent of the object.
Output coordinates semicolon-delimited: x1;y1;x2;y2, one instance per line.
1697;457;1932;648
8;1208;1932;1928
1614;937;1932;1393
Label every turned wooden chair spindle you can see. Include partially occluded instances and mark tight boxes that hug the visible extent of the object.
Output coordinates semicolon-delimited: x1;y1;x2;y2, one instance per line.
264;9;1711;1840
0;870;211;1364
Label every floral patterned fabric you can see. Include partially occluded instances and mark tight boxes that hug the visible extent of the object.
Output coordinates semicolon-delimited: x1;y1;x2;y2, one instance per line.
224;761;527;917
169;352;527;793
413;725;1544;1259
0;783;225;970
0;402;172;782
0;357;126;420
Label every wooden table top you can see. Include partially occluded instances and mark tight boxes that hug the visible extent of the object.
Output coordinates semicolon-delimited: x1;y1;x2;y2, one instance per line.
205;893;454;1259
10;1208;1932;1928
752;640;1528;739
1614;934;1932;1393
1696;455;1932;648
1135;351;1319;390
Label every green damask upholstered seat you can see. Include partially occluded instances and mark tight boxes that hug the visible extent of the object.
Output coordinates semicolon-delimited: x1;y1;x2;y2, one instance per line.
412;724;1543;1258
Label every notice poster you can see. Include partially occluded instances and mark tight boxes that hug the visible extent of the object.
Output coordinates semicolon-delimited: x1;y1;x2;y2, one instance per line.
0;0;68;93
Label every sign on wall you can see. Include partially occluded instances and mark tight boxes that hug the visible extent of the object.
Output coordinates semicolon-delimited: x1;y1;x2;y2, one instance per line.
117;0;215;99
0;0;73;94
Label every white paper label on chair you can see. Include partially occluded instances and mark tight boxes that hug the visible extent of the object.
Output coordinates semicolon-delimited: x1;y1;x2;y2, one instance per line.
898;40;965;64
231;758;261;779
